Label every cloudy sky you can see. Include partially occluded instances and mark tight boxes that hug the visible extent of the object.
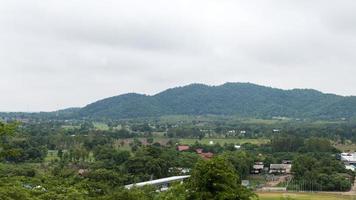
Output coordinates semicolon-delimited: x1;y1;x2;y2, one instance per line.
1;0;356;111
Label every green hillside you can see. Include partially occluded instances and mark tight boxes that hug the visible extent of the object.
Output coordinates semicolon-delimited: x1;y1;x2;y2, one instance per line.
78;83;355;119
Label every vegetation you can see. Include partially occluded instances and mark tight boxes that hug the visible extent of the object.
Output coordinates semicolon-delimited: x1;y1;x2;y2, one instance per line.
291;154;352;191
0;115;356;199
77;83;356;120
186;157;256;200
3;83;356;120
258;192;356;200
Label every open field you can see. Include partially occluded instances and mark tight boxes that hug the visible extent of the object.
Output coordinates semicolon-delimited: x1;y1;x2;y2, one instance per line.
178;138;269;145
93;122;110;130
45;150;94;162
257;192;356;200
44;137;269;160
239;118;291;124
61;122;110;130
334;143;356;152
61;125;80;130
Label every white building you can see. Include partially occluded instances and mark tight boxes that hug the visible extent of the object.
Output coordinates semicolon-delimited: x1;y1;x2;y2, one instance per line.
340;153;356;164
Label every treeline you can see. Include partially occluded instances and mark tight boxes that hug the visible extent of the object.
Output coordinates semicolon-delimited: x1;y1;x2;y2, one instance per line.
292;154;353;191
0;146;255;199
270;135;338;153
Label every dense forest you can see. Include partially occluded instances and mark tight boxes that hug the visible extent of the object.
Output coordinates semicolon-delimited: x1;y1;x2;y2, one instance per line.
79;83;356;119
2;83;356;120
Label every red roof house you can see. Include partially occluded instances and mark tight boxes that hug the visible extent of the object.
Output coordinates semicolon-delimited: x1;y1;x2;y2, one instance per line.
177;145;190;151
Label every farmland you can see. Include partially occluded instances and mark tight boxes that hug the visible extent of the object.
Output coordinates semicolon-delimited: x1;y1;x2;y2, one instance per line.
257;192;356;200
178;138;269;145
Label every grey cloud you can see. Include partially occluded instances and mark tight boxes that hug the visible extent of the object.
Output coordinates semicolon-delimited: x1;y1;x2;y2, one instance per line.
1;0;356;111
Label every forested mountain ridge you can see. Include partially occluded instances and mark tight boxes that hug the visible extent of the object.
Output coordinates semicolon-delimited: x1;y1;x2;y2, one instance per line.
78;83;356;119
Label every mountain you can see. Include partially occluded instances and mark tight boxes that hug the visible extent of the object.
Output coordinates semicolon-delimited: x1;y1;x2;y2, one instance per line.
77;83;356;120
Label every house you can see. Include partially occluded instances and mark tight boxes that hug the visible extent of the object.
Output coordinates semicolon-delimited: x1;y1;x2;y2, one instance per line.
282;160;292;164
251;162;264;174
340;153;356;164
177;145;190;151
194;148;214;159
195;148;203;154
269;164;292;174
251;164;264;174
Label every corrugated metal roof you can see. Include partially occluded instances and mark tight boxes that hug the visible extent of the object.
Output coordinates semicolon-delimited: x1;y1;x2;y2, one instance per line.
270;164;291;169
125;175;190;189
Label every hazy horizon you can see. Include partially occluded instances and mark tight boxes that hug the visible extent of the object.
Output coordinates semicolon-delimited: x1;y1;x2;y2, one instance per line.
1;1;356;111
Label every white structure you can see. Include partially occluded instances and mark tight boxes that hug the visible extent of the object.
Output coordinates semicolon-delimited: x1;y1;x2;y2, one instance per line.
345;165;356;171
340;153;356;164
125;176;190;190
269;164;292;174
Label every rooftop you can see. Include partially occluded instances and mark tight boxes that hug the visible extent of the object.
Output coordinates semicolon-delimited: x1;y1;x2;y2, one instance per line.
125;175;190;189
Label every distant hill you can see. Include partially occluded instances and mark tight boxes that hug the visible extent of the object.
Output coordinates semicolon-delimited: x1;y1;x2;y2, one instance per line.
77;83;356;120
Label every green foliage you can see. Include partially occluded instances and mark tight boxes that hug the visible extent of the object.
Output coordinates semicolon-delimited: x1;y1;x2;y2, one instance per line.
270;134;337;153
155;183;188;200
102;186;156;200
292;154;353;191
0;117;353;199
0;121;18;136
77;83;356;119
0;185;33;200
302;138;335;152
271;134;304;152
186;156;256;200
223;151;254;179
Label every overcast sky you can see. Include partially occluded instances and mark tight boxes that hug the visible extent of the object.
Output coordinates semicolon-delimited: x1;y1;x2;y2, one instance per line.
1;0;356;111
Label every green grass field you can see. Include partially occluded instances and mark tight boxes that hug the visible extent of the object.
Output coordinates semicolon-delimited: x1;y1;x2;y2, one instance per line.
178;138;269;145
93;122;110;130
61;122;109;130
61;125;81;130
240;118;290;124
257;192;356;200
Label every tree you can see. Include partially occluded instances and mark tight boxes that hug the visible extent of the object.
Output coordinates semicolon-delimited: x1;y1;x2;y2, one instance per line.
156;183;187;200
303;137;335;153
270;134;303;152
0;121;18;136
0;185;32;200
186;156;256;200
103;187;155;200
223;151;254;179
292;154;352;191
